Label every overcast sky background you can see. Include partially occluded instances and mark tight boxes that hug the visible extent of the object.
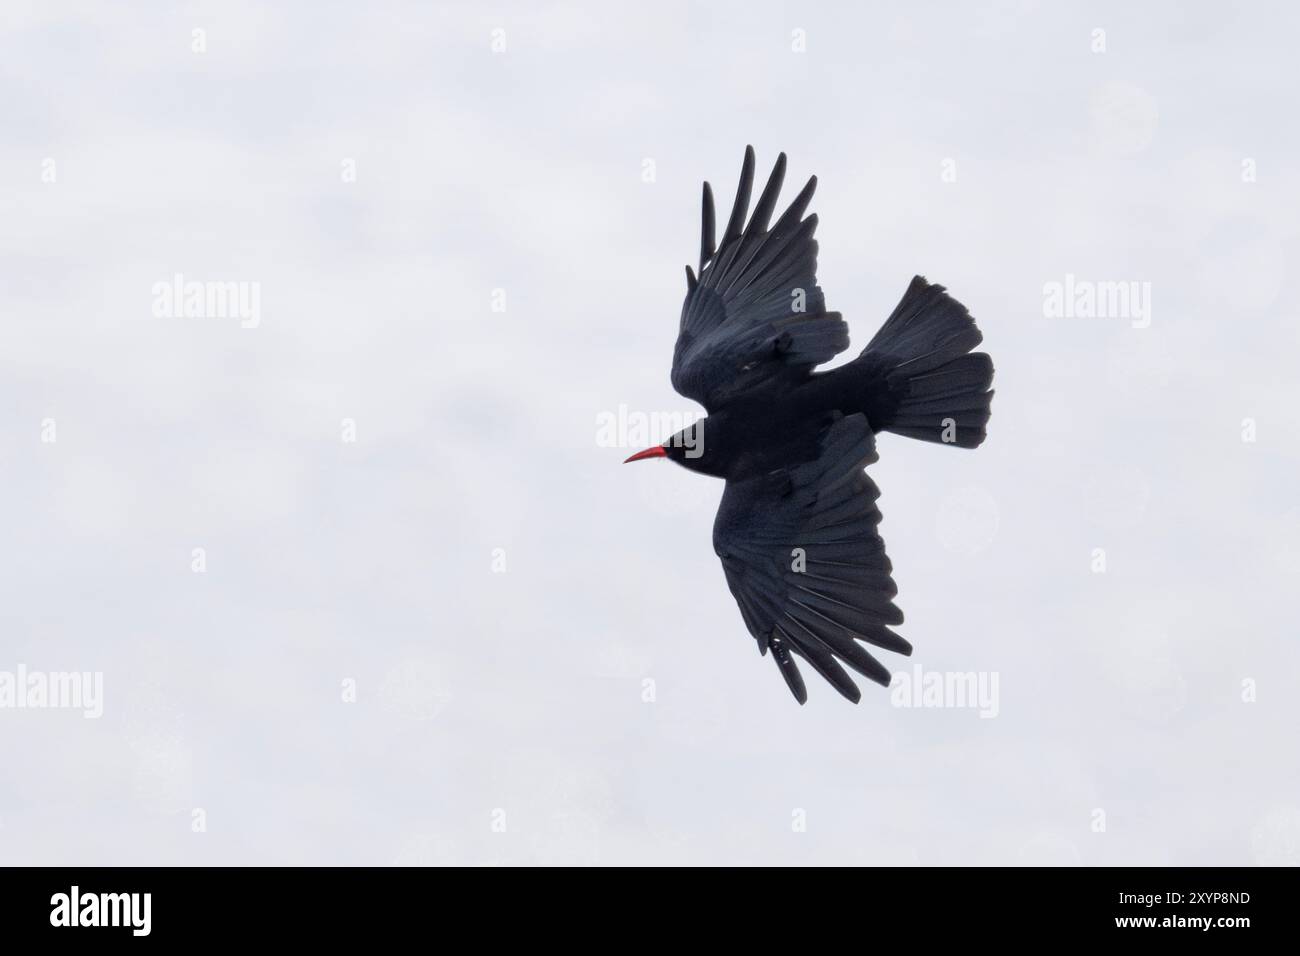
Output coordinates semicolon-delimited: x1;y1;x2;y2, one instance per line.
1;1;1297;865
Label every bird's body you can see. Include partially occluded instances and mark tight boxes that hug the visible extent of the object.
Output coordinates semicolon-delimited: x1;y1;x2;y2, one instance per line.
626;147;995;704
663;364;884;480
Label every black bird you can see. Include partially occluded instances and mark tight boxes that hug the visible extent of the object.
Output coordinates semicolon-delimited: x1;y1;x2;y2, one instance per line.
625;146;995;704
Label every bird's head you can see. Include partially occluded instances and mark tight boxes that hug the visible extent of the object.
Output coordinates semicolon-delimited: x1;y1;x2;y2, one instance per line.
623;418;716;473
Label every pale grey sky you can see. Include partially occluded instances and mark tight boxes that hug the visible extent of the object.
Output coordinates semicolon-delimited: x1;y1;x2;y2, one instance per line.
1;0;1297;865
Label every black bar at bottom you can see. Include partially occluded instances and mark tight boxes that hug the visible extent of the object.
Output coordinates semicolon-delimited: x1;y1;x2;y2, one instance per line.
0;865;1288;941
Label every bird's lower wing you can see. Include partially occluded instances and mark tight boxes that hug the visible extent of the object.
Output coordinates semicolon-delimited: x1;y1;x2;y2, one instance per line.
711;414;911;704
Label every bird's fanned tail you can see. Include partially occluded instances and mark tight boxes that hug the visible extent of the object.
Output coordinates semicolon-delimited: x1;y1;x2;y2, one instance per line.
858;276;995;448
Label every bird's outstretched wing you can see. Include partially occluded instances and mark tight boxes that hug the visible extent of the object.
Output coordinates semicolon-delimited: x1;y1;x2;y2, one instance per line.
711;414;911;703
672;146;850;412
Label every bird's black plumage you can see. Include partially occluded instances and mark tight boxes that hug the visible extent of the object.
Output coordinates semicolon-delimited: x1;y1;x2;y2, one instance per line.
636;146;995;704
713;413;904;704
672;146;848;413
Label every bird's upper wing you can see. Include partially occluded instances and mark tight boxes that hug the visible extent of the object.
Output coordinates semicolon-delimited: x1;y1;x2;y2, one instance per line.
711;413;911;704
671;146;850;412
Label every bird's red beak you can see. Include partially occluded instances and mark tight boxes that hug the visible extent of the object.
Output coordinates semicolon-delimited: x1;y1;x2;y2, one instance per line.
623;445;668;463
